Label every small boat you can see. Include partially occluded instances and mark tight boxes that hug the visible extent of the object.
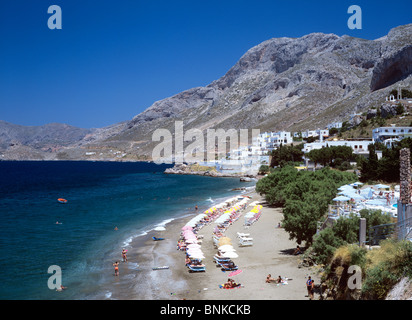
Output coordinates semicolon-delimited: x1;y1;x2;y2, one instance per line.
57;198;68;204
152;237;165;241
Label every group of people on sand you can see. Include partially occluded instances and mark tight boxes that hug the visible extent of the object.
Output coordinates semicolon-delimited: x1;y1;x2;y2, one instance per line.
113;248;128;276
266;274;285;284
266;274;315;299
223;278;240;289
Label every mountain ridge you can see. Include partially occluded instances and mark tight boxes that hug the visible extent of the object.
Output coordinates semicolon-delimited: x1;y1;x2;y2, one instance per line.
2;23;412;161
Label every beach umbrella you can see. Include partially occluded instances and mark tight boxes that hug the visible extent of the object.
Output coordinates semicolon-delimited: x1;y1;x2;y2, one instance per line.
375;184;390;189
221;251;238;259
349;194;365;200
187;248;202;254
218;237;232;247
351;182;364;187
218;245;236;252
182;225;193;231
360;187;374;199
338;185;354;191
188;252;205;259
337;190;350;196
333;195;351;202
187;243;201;249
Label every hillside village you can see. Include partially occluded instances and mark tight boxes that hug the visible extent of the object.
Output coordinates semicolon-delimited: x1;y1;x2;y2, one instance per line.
200;89;412;176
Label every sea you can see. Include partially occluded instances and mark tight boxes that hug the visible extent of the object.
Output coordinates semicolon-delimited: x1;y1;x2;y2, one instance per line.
0;161;254;300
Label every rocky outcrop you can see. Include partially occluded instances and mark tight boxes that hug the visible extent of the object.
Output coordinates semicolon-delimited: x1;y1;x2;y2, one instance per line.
370;45;412;91
371;24;412;91
164;163;255;178
386;277;412;300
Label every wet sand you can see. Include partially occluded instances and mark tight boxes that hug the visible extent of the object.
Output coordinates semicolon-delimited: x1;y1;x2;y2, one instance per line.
109;191;320;300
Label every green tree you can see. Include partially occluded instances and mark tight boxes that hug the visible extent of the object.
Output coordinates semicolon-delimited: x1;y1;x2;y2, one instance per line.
312;228;344;265
270;144;304;167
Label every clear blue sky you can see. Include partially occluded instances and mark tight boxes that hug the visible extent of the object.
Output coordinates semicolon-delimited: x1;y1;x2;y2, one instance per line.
1;0;411;128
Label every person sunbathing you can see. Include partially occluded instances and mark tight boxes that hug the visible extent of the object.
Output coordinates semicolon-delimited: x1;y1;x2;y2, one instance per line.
221;261;235;268
185;257;191;266
224;278;237;288
266;274;276;283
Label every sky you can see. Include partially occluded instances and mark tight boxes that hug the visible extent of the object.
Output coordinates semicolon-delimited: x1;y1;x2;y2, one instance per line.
0;0;411;129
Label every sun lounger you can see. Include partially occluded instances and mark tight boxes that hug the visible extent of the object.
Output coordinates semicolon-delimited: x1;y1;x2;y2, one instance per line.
221;264;238;271
238;237;253;246
187;264;206;272
213;254;232;264
237;232;250;238
215;259;235;267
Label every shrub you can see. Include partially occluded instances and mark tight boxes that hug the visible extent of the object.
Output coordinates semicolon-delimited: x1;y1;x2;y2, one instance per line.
312;228;344;265
258;164;270;174
361;239;412;299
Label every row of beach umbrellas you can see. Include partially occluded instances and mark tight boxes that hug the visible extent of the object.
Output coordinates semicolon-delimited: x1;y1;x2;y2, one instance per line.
334;183;392;202
181;228;205;259
244;205;263;225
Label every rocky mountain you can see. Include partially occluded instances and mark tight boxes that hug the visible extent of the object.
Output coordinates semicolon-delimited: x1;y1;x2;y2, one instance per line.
0;121;92;160
2;24;412;161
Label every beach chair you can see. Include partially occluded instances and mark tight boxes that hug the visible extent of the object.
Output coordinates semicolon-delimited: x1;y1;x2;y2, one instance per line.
219;261;238;271
237;232;250;238
187;264;206;273
238;237;253;247
213;254;232;264
221;264;238;271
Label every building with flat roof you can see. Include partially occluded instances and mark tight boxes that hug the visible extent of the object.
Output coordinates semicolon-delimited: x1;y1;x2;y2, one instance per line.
256;131;292;152
372;126;412;143
303;140;374;158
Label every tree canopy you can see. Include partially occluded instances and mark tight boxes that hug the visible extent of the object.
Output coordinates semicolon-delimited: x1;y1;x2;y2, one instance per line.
359;137;412;183
256;166;356;245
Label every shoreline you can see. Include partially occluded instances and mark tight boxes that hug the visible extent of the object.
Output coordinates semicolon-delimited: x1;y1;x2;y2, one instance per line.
108;187;320;300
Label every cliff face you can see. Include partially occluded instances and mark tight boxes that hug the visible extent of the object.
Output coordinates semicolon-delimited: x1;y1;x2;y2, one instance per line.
2;24;412;161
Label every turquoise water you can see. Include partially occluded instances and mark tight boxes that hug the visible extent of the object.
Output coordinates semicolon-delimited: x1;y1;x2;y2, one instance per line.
0;161;253;299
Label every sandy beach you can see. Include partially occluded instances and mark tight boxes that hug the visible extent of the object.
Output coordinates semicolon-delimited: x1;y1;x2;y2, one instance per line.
111;189;320;300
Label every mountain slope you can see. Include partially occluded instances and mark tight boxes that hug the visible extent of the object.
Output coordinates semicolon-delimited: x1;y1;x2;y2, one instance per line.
0;121;92;160
3;24;412;161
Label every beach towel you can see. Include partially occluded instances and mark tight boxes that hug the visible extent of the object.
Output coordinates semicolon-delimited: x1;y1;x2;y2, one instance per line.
219;284;243;289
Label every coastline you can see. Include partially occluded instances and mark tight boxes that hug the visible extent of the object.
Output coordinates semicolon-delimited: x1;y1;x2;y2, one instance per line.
108;188;320;300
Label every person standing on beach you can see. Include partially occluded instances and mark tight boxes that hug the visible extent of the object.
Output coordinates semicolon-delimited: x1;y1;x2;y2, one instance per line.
122;249;127;262
113;262;119;276
306;276;314;300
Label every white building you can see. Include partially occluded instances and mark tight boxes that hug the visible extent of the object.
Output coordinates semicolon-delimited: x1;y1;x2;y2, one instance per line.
303;140;373;156
327;122;343;129
256;131;292;152
295;129;329;140
372;126;412;143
